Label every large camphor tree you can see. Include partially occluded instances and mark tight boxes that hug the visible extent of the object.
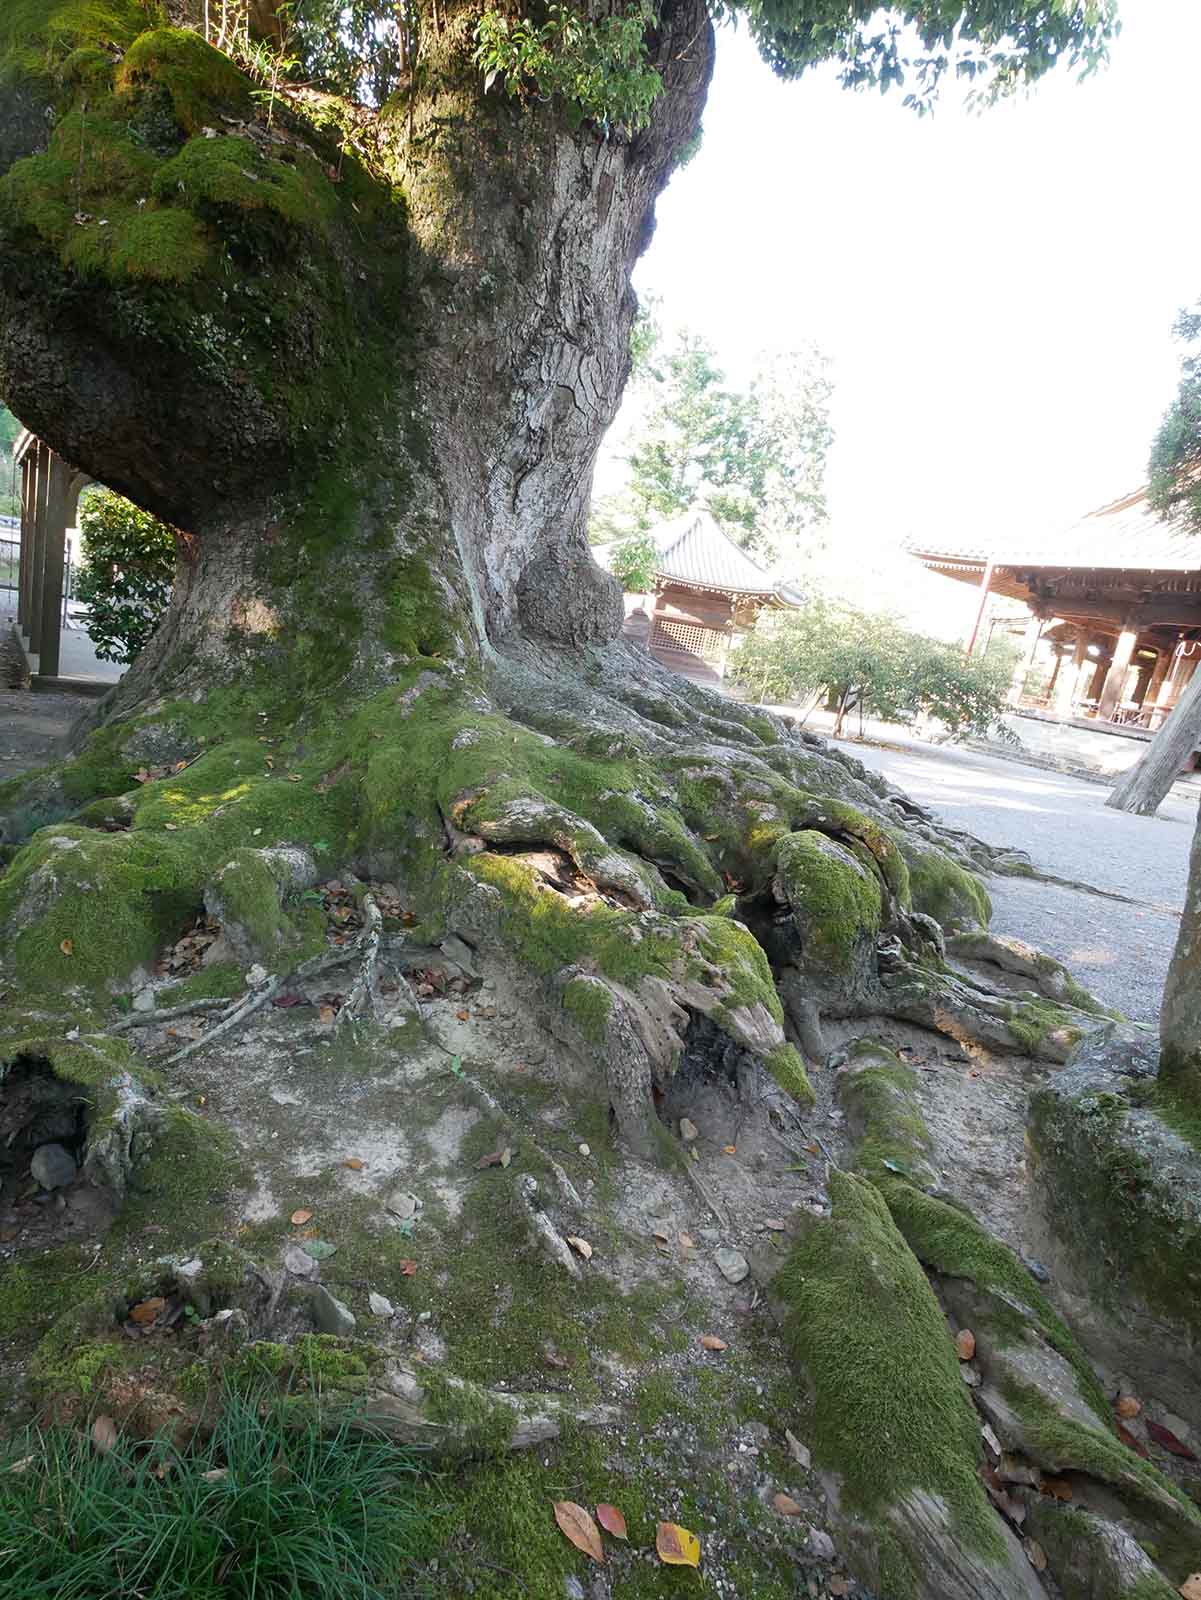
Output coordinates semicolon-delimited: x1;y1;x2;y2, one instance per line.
14;9;1201;1598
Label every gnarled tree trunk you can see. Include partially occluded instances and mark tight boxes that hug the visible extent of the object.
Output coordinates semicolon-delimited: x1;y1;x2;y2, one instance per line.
1106;666;1201;816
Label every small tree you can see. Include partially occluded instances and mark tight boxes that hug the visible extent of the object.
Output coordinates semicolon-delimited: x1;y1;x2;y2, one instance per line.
729;602;1011;739
75;489;177;665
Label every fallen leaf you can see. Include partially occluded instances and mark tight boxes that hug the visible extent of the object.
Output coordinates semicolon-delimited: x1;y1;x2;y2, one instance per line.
287;773;302;782
1116;1394;1142;1419
290;1209;314;1226
456;1009;470;1021
553;1501;604;1564
1179;1574;1201;1600
1117;1422;1150;1458
500;1146;512;1168
1147;1420;1197;1460
1023;1538;1047;1572
476;1150;507;1169
655;1522;701;1567
164;822;178;831
91;1416;118;1454
699;1334;728;1351
201;1467;229;1482
301;1240;337;1260
653;1228;670;1243
344;1158;365;1170
1040;1475;1073;1502
956;1329;976;1360
566;1235;593;1260
60;939;74;957
679;1233;694;1250
318;1004;336;1025
129;1297;167;1326
722;1144;737;1155
399;1259;417;1275
679;1118;698;1142
784;1428;811;1469
596;1503;627;1540
772;1492;803;1516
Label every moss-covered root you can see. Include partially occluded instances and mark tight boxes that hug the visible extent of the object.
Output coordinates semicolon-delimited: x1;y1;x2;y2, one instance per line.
1024;1503;1178;1600
834;1039;940;1188
946;930;1121;1021
882;958;1096;1062
777;1171;1042;1600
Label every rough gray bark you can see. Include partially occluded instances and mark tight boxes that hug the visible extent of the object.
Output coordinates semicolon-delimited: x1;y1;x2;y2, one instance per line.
1106;666;1201;815
1161;798;1201;1085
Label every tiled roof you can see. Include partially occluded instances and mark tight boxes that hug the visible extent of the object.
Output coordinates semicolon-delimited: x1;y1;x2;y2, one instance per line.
909;488;1201;574
597;508;801;600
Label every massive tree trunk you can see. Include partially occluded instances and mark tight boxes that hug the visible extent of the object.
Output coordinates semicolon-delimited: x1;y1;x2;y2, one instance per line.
1161;800;1201;1094
0;5;1119;1160
1106;667;1201;816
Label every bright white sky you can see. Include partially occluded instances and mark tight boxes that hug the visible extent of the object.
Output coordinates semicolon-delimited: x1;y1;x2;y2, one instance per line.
602;0;1201;570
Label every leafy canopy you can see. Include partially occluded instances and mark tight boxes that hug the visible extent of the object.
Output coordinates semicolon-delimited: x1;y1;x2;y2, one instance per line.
75;486;176;663
729;596;1013;737
593;309;833;562
1150;302;1201;535
269;0;1115;130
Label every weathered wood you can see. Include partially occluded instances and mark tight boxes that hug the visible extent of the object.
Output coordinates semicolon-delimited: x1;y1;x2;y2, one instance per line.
1106;665;1201;815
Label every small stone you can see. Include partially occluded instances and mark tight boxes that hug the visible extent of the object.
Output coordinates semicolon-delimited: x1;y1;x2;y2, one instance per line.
960;1363;982;1388
132;988;157;1012
245;963;268;988
680;1117;698;1142
808;1526;836;1561
386;1190;419;1220
715;1247;749;1284
310;1285;356;1337
285;1247;318;1278
30;1143;76;1191
784;1427;811;1469
1021;1255;1051;1283
369;1291;394;1317
578;1143;590;1157
955;1328;976;1360
699;1227;720;1245
563;1578;585;1600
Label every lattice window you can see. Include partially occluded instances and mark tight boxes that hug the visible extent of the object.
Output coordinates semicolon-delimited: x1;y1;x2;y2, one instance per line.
653;618;726;661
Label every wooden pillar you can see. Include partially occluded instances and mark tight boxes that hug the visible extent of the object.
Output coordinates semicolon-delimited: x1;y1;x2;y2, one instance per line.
1159;642;1199;714
1007;612;1043;706
1144;644;1174;710
17;452;34;630
1052;628;1090;717
26;442;50;656
36;454;72;679
964;559;994;657
1097;624;1138;721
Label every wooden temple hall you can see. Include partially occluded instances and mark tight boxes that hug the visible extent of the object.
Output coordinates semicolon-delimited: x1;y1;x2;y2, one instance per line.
911;488;1201;731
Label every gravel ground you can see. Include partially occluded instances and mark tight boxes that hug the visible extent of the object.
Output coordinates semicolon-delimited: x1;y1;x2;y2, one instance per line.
840;734;1197;1024
0;688;95;781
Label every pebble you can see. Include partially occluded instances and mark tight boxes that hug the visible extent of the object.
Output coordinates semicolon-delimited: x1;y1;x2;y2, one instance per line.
577;1143;590;1156
715;1247;749;1284
284;1246;318;1278
132;988;157;1012
808;1527;836;1561
680;1117;698;1142
699;1227;720;1245
30;1143;76;1191
310;1286;357;1337
386;1190;420;1220
1022;1256;1052;1283
369;1291;395;1317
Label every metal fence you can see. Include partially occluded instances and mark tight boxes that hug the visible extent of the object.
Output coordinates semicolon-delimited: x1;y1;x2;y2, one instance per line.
0;530;81;625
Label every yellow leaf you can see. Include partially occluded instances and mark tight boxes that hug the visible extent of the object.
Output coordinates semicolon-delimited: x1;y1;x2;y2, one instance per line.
723;1144;737;1155
291;1209;314;1226
344;1158;365;1171
553;1501;604;1564
60;939;73;956
129;1297;166;1326
656;1522;700;1568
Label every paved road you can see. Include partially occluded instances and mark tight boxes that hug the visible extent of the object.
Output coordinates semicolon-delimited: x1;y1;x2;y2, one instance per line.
842;735;1196;1024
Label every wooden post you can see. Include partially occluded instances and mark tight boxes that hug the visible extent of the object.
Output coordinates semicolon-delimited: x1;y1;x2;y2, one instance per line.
1052;628;1089;717
1007;612;1043;706
964;559;994;658
26;442;50;657
35;454;72;679
1097;624;1138;721
17;452;34;630
1143;644;1174;712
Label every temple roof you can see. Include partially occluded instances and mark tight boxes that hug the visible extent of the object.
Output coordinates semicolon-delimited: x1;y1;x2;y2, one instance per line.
597;508;804;603
909;487;1201;575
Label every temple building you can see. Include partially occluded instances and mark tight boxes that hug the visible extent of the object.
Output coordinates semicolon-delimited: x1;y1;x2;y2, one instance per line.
910;487;1201;772
597;508;803;685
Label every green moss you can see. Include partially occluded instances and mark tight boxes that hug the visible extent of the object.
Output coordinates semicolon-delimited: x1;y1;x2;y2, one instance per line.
152;133;338;230
114;1107;244;1255
165;961;244;1002
777;1171;1003;1592
116;26;249;131
0;1245;98;1342
773;828;881;978
765;1043;814;1107
561;975;612;1044
838;1044;936;1185
234;1334;374;1394
1003;996;1084;1057
898;840;991;930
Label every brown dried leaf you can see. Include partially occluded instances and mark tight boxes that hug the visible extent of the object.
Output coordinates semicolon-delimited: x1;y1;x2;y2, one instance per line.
129;1297;167;1326
1116;1394;1142;1419
1147;1420;1197;1460
553;1501;604;1564
955;1328;976;1360
772;1492;803;1516
456;1009;470;1021
566;1235;593;1261
60;939;74;957
290;1209;314;1226
398;1260;417;1275
699;1334;727;1351
343;1158;365;1170
91;1415;118;1453
679;1233;694;1250
596;1503;628;1540
655;1522;700;1567
1117;1421;1150;1458
722;1144;736;1155
318;1004;336;1025
1040;1475;1073;1502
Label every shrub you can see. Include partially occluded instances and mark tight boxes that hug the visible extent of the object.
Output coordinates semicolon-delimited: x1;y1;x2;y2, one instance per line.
75;487;176;664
